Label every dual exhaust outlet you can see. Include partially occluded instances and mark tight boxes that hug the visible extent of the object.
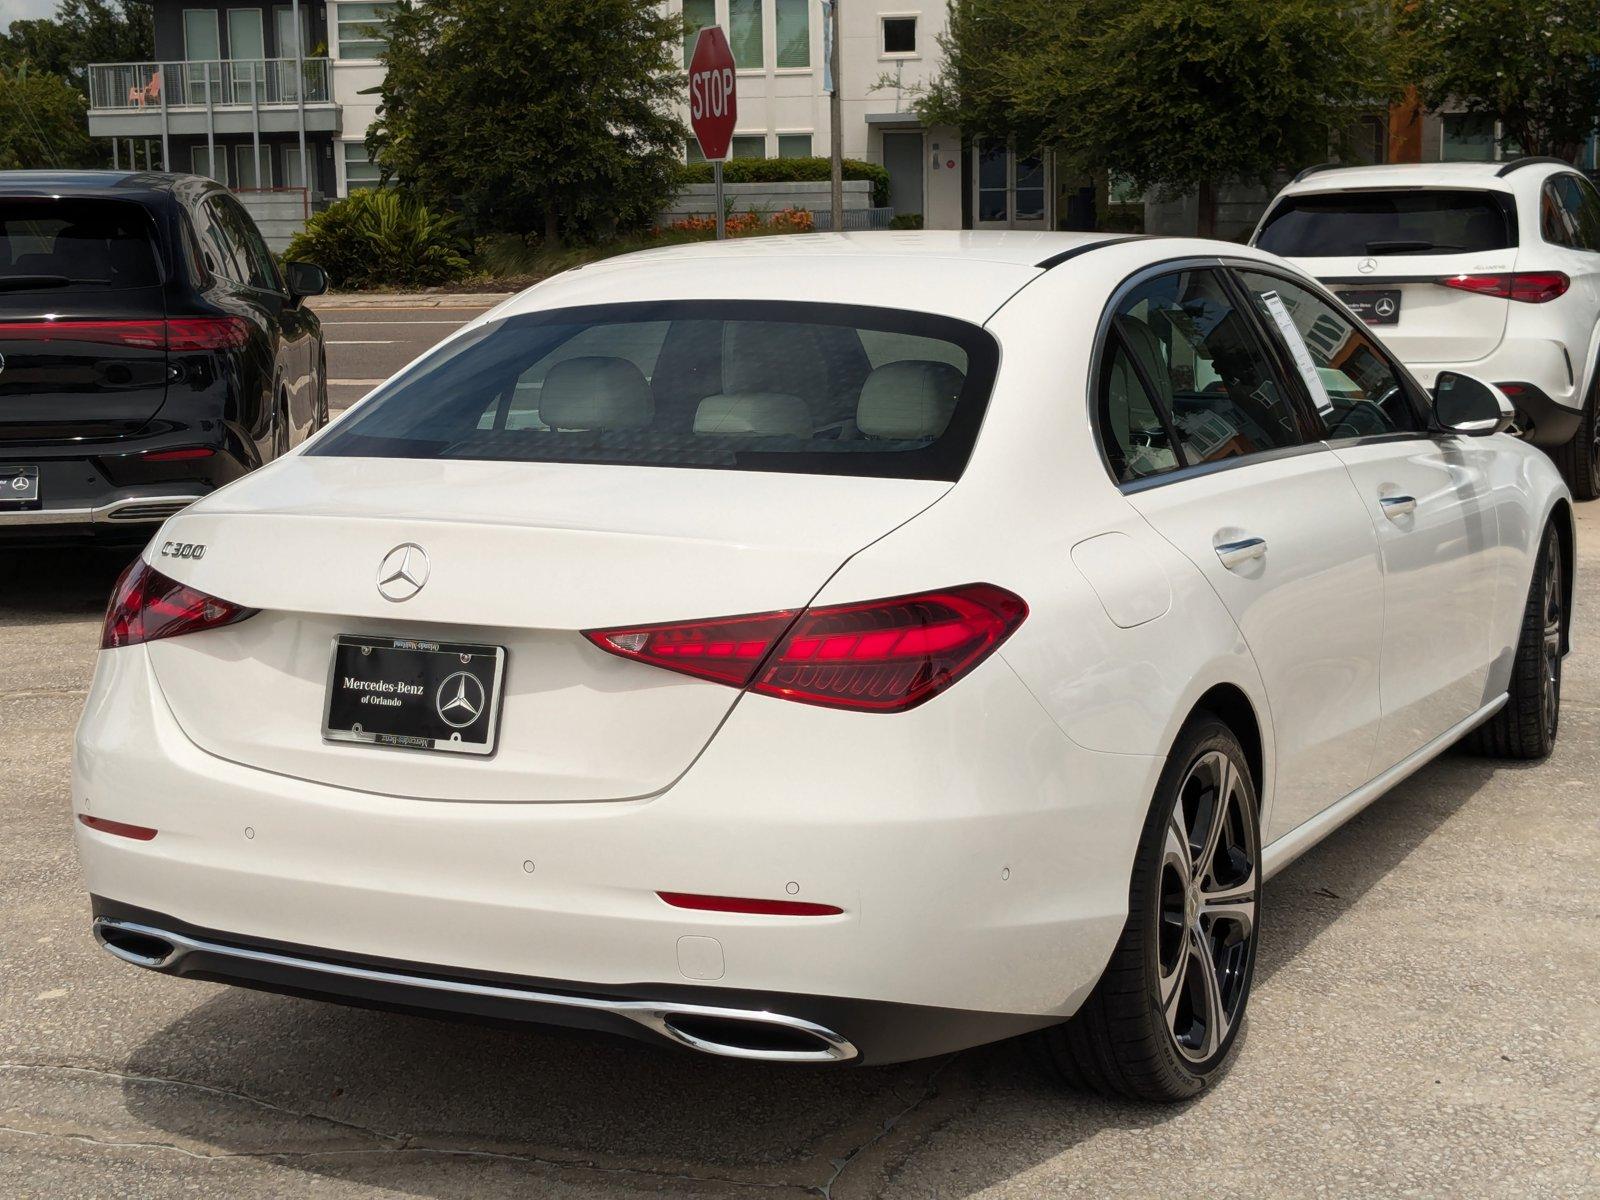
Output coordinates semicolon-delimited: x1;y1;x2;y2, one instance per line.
92;918;857;1064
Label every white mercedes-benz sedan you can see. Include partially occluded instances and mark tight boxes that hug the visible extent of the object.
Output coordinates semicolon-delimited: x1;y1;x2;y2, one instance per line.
75;232;1572;1101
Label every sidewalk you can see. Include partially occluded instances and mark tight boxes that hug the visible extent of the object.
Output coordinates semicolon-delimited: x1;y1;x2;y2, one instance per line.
309;291;514;310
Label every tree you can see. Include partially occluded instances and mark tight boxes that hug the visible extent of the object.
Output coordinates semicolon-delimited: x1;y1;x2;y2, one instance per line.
0;61;96;169
1400;0;1600;162
368;0;687;247
919;0;1399;235
1;1;153;92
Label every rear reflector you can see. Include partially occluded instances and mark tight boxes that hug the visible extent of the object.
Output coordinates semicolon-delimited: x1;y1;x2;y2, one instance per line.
587;583;1028;712
102;559;257;649
658;891;843;916
1438;272;1570;303
78;814;158;841
138;446;216;462
0;317;249;349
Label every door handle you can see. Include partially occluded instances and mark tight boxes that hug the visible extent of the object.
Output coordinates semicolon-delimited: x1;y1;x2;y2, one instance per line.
1380;495;1417;519
1214;536;1267;569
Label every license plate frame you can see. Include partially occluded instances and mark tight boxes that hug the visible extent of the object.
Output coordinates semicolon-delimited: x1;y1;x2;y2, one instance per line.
322;634;506;757
0;465;40;510
1338;288;1402;326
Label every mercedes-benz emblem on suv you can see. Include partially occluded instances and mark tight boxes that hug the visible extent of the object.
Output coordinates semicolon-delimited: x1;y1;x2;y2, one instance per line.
1357;257;1378;274
435;671;485;728
376;543;429;602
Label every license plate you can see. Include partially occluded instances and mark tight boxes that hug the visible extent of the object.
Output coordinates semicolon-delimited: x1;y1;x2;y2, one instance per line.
1338;289;1401;326
323;635;506;756
0;465;40;510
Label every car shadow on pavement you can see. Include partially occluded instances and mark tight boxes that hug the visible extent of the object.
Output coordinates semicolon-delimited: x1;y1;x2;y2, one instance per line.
0;547;135;626
110;749;1507;1198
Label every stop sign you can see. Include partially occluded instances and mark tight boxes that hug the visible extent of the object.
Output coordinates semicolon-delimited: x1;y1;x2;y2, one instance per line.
688;26;737;162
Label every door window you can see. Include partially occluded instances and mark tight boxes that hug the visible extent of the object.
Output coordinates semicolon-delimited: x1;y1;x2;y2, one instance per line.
182;9;220;103
1237;270;1424;438
227;9;265;102
1102;269;1308;473
977;141;1008;223
205;194;280;291
1554;175;1600;250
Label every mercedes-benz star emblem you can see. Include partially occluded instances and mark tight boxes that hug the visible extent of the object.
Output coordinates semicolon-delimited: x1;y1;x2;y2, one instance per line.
376;543;430;602
1357;257;1378;274
435;671;485;729
1374;297;1396;318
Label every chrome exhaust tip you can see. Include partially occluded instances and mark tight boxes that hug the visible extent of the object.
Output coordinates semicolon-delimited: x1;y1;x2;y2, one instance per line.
93;918;181;969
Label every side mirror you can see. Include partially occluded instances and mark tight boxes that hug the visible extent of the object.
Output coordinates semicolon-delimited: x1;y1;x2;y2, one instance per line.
283;261;328;300
1432;371;1514;436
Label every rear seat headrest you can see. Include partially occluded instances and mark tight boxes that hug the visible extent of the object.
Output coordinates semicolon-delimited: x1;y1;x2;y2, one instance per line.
694;392;812;437
539;356;653;431
856;360;965;440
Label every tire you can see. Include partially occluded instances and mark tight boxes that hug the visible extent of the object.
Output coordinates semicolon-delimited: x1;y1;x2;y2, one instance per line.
1029;716;1260;1102
1468;521;1564;760
1550;378;1600;500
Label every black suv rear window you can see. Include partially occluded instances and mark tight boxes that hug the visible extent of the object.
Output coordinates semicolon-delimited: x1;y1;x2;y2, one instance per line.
1256;189;1515;257
0;199;161;290
312;301;1000;481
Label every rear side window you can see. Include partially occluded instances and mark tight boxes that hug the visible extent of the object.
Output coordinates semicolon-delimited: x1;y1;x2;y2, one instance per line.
0;199;161;289
1256;190;1514;257
1097;268;1307;484
312;301;999;481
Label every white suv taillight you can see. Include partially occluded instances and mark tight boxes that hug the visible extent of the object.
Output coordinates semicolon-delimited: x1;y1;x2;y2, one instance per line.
1438;271;1570;303
586;584;1028;712
101;559;257;649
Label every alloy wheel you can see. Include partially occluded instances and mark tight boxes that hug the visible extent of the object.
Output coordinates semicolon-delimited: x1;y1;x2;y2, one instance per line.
1157;750;1258;1064
1541;534;1563;741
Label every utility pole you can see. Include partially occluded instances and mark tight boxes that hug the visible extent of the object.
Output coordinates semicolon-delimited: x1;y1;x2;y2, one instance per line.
828;0;843;232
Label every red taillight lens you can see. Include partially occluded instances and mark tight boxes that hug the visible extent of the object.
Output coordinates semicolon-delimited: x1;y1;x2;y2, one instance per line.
0;317;250;349
1439;271;1570;303
138;446;215;462
587;583;1028;712
101;559;257;649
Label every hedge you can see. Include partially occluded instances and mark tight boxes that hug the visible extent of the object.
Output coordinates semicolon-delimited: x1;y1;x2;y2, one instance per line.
676;156;890;208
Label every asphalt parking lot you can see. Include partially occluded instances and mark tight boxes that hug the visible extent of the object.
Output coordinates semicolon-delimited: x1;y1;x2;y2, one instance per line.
1;310;1597;1198
314;296;500;413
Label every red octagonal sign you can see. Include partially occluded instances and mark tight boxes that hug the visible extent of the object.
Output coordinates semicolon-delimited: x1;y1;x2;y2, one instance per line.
688;26;737;162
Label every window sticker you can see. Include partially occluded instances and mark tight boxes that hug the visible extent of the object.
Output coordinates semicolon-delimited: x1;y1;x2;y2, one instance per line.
1259;289;1334;414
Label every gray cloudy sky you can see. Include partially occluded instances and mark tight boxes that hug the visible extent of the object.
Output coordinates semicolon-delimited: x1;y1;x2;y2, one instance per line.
0;0;60;33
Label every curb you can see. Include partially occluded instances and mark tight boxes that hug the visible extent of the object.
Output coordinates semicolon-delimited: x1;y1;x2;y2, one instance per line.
309;292;513;310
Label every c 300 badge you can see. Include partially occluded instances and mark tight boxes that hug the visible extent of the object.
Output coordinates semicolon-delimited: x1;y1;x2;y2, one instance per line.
160;541;206;560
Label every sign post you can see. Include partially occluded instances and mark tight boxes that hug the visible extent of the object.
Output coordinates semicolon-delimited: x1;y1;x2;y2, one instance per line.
688;26;737;240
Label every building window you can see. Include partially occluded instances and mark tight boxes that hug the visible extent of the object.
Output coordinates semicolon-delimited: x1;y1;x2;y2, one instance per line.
190;143;229;186
775;0;809;68
1441;113;1495;162
882;15;916;55
686;138;707;164
777;133;812;158
682;0;715;67
729;0;763;69
344;142;382;190
731;134;766;160
337;2;397;60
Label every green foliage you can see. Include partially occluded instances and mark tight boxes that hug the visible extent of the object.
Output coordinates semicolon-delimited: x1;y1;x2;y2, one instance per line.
0;62;95;169
369;0;687;247
920;0;1399;228
285;189;470;290
1399;0;1600;161
677;157;892;208
0;1;153;92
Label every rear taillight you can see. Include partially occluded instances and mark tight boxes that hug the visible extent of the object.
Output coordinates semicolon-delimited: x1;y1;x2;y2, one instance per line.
1438;272;1570;303
101;559;257;650
0;317;250;349
138;446;215;462
587;583;1028;712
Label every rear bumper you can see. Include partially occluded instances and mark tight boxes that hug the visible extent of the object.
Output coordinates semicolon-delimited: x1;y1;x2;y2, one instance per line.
73;641;1161;1063
1405;339;1584;446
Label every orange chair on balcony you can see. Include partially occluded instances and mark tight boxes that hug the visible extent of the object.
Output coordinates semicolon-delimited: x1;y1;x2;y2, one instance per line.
128;69;161;107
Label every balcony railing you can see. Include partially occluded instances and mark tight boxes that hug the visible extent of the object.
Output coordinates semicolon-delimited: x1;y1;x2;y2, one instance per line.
88;59;332;111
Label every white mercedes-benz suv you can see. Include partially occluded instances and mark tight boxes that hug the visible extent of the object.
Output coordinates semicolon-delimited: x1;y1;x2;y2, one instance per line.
75;233;1572;1101
1253;158;1600;497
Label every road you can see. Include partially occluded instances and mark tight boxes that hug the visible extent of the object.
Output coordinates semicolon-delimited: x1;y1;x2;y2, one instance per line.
314;299;498;413
0;308;1596;1197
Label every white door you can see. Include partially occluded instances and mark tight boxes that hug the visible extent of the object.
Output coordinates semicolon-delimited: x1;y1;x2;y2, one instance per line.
973;140;1050;230
1235;267;1503;770
227;9;265;103
1107;266;1385;841
182;9;220;104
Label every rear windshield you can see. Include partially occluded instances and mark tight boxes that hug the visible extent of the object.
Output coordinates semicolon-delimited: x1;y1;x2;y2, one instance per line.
1255;190;1515;257
0;199;161;290
311;301;1000;481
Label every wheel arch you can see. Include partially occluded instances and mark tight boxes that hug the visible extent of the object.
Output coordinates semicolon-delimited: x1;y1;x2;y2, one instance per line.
1549;497;1576;656
1189;682;1265;804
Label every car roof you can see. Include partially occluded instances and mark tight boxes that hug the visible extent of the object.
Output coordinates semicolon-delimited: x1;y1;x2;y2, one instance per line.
0;169;215;202
490;231;1138;326
1278;160;1584;197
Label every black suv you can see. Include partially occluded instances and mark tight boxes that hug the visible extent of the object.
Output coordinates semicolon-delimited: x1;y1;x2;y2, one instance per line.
0;170;328;545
